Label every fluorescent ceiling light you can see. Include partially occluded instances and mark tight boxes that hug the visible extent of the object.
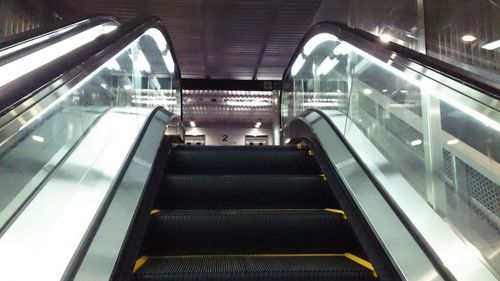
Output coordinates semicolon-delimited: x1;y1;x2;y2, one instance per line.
0;24;117;88
316;57;339;76
291;55;306;76
100;83;107;89
382;89;388;93
363;88;372;95
482;40;500;50
164;51;175;73
447;139;460;145
227;100;270;106
303;33;338;56
285;138;291;144
123;85;132;90
255;122;261;128
190;121;196;127
461;35;477;42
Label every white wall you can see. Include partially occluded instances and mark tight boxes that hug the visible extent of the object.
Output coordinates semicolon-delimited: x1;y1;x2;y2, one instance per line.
186;126;274;145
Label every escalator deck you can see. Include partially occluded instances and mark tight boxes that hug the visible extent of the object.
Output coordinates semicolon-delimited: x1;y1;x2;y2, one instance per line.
132;144;378;281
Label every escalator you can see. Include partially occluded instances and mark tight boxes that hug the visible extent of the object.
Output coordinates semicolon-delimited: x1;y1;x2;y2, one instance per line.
0;15;498;281
132;145;376;281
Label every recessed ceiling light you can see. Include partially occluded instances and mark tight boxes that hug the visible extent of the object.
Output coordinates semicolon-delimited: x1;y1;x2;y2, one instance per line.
462;35;477;42
363;88;372;95
447;139;460;145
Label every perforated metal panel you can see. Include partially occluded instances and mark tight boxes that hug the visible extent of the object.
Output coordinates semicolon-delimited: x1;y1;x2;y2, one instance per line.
466;163;500;216
442;149;454;182
385;113;425;158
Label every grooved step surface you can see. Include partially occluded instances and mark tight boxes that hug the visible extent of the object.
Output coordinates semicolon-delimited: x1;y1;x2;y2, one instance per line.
166;145;320;175
134;255;374;281
144;209;354;256
157;175;338;209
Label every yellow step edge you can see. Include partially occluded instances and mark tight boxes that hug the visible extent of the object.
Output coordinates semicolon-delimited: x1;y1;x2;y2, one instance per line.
133;255;149;273
324;208;348;220
344;252;378;278
150;253;345;259
150;209;160;215
319;174;327;181
145;253;377;277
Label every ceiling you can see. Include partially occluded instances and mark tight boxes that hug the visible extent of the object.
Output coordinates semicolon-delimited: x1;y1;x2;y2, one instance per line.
47;0;325;80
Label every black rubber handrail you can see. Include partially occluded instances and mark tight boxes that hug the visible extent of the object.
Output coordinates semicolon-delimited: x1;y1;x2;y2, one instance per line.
0;16;120;116
281;21;499;100
286;108;457;281
0;14;118;50
0;16;182;120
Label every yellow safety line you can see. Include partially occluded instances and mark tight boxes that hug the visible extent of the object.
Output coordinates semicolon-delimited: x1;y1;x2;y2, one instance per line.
150;209;160;215
133;255;149;273
149;253;346;259
307;150;314;156
324;208;348;220
344;252;378;278
146;253;377;277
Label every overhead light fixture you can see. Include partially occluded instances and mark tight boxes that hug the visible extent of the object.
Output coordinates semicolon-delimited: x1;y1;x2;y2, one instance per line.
291;55;306;76
363;88;372;95
447;139;460;145
190;121;196;127
482;40;500;50
100;83;107;89
285;138;291;144
400;89;408;93
227;100;269;106
461;35;477;42
382;89;388;93
410;139;422;146
316;57;339;76
255;122;261;128
380;34;392;43
123;84;132;90
303;33;338;56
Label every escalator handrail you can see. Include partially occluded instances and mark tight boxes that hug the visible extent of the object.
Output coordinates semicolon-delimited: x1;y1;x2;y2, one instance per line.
281;21;499;101
290;108;456;281
0;14;118;52
0;16;182;127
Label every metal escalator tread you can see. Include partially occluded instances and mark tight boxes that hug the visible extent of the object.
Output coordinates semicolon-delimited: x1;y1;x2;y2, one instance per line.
134;255;374;281
144;209;356;256
166;145;320;175
158;175;338;209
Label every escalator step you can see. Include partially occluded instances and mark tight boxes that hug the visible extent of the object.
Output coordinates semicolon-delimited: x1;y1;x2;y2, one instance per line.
157;175;338;209
166;146;320;174
134;255;375;281
144;209;355;256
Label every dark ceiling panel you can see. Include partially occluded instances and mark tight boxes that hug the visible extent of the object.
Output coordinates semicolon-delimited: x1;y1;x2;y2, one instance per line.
48;0;323;80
